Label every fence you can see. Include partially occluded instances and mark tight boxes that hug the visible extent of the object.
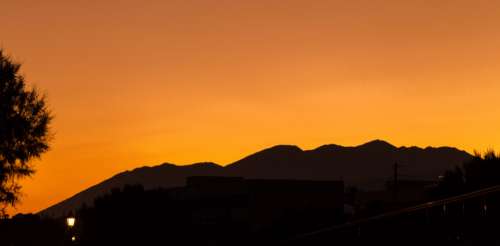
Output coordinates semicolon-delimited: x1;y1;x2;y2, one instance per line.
283;185;500;246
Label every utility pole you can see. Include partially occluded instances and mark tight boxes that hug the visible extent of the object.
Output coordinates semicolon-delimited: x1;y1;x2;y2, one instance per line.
393;162;399;202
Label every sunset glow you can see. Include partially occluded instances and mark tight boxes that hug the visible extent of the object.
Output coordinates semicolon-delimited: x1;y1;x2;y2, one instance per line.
2;0;500;214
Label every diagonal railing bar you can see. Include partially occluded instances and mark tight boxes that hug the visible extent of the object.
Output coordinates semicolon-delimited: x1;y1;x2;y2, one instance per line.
283;184;500;244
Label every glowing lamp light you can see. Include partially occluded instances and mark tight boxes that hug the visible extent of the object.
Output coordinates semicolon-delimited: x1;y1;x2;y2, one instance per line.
67;217;76;227
71;236;76;242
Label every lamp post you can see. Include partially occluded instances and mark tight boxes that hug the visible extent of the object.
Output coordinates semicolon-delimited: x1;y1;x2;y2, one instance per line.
66;217;76;244
67;217;76;228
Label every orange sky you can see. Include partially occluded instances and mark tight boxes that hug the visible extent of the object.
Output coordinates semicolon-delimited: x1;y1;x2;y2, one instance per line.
2;0;500;214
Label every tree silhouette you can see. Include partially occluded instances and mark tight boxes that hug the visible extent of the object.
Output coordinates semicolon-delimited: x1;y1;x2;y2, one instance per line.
431;166;465;198
463;150;500;191
0;49;52;216
433;150;500;198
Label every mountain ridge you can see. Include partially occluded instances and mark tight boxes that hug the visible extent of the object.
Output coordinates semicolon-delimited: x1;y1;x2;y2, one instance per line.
38;140;473;218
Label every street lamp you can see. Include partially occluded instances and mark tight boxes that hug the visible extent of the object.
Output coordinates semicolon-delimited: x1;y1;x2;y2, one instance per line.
66;217;76;228
65;217;77;244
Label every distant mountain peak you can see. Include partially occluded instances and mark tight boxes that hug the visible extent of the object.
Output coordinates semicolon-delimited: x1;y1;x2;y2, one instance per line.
266;145;303;152
188;162;221;168
313;144;344;152
358;139;397;150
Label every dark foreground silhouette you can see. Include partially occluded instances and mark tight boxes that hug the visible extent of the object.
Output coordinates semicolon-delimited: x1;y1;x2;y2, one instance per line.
284;151;500;246
285;185;500;246
2;178;345;246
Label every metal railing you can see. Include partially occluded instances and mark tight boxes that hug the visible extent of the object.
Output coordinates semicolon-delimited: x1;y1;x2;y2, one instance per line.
283;185;500;246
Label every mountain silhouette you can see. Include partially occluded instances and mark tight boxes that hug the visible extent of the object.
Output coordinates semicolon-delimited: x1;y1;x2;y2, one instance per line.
39;140;472;218
39;162;222;218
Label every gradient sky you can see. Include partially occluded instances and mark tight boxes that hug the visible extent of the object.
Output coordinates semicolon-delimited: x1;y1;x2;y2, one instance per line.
2;0;500;214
